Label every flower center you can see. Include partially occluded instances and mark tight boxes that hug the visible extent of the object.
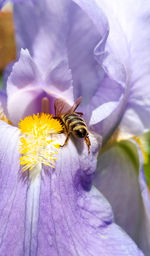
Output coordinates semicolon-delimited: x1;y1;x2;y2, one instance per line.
19;113;63;171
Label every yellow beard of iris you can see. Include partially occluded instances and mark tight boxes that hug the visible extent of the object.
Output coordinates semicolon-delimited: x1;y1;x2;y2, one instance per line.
19;113;63;172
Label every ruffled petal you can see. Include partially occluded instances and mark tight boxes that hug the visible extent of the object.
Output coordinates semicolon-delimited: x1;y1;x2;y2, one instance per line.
6;49;74;124
13;0;71;75
13;0;74;106
71;0;128;140
13;0;74;103
96;0;150;137
13;0;106;104
13;0;106;90
86;73;126;140
7;49;41;95
8;0;150;139
12;0;129;140
94;140;150;255
0;125;142;255
6;49;43;124
68;0;107;103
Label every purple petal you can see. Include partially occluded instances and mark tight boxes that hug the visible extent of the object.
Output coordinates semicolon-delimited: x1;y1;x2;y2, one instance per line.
0;121;28;255
7;85;73;125
12;0;129;139
36;135;142;255
2;61;15;90
13;0;107;105
6;49;74;124
0;0;30;9
0;124;143;255
120;0;150;135
70;0;128;139
85;72;126;129
7;49;41;95
67;0;108;104
96;0;150;137
44;61;74;105
12;0;150;139
13;0;71;75
6;49;44;124
0;90;7;115
7;87;49;125
94;140;150;255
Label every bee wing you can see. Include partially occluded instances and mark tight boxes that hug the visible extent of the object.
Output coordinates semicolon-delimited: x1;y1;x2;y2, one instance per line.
54;96;82;115
54;98;72;115
69;96;82;113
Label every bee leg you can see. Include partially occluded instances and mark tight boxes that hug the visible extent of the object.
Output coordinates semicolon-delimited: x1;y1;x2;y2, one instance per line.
75;112;83;116
85;135;91;154
60;133;70;147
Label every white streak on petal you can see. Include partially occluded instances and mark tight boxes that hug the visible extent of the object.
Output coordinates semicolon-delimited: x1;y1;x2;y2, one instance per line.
24;165;41;256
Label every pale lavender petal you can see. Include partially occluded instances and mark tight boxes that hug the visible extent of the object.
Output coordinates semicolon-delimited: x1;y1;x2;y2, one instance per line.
13;0;106;86
7;81;72;125
69;0;127;112
13;1;38;55
44;61;74;106
6;49;43;124
13;0;71;75
71;0;128;139
83;57;127;140
94;140;150;255
119;0;150;136
68;0;108;104
7;49;41;96
13;0;106;105
0;121;28;255
13;0;74;97
6;49;74;124
0;126;143;255
12;0;129;138
23;134;144;255
96;0;150;137
91;52;127;140
11;0;150;139
7;87;50;125
85;72;126;131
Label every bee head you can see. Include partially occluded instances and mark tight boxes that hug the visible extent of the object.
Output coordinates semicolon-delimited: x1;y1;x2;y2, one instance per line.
74;128;87;138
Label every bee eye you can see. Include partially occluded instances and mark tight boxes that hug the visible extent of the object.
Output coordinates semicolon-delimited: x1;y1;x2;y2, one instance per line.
75;128;87;138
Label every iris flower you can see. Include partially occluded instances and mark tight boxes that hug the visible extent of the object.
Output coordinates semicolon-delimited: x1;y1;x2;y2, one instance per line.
0;0;150;255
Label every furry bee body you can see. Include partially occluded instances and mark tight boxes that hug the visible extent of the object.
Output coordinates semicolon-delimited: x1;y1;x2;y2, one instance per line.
61;113;88;138
54;97;91;153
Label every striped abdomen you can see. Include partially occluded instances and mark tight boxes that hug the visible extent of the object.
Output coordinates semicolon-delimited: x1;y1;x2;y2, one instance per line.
62;113;88;138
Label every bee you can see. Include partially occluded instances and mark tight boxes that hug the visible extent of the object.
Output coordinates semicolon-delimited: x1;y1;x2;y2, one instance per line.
54;96;91;153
